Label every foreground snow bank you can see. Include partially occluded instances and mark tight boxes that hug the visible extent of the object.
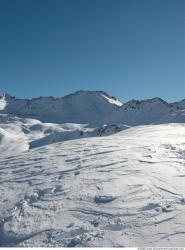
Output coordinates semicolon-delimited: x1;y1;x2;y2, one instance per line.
0;124;185;247
0;127;28;156
0;114;129;156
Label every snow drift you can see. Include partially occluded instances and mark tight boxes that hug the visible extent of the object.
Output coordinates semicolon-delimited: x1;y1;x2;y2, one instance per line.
1;124;185;247
1;90;185;247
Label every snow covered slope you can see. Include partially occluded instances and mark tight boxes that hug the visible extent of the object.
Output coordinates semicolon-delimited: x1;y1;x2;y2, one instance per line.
0;127;28;157
1;90;185;247
155;109;185;124
0;114;129;155
0;91;122;125
1;124;185;247
99;98;185;126
171;99;185;109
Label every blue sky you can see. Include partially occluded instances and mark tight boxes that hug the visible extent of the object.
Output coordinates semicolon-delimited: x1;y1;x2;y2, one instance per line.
0;0;185;102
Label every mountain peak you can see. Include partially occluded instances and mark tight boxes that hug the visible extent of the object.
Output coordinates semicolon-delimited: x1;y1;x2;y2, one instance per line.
0;90;123;125
124;97;169;110
1;90;185;126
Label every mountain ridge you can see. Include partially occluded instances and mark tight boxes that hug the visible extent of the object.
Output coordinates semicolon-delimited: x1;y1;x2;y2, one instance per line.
0;90;185;125
0;90;122;125
1;90;184;109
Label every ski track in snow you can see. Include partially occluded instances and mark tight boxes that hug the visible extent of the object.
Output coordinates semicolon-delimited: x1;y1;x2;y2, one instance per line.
0;124;185;246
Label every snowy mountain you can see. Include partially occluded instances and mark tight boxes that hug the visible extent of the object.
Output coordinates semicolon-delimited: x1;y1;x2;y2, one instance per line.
1;90;185;247
98;97;185;126
0;91;122;125
1;91;185;126
99;97;174;126
1;90;185;156
171;99;185;109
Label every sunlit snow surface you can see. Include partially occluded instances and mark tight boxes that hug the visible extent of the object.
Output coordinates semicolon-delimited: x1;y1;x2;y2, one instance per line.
1;124;185;247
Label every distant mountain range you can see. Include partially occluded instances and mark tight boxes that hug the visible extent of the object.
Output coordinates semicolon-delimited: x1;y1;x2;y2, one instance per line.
0;90;185;125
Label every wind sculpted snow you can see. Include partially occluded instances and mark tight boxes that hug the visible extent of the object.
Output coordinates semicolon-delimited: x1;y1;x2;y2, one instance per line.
1;91;185;247
0;124;185;247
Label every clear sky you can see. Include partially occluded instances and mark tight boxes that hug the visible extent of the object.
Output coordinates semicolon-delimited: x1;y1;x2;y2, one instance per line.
0;0;185;102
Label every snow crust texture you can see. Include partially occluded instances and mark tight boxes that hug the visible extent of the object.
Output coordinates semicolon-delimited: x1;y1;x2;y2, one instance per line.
1;124;185;247
1;91;185;247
